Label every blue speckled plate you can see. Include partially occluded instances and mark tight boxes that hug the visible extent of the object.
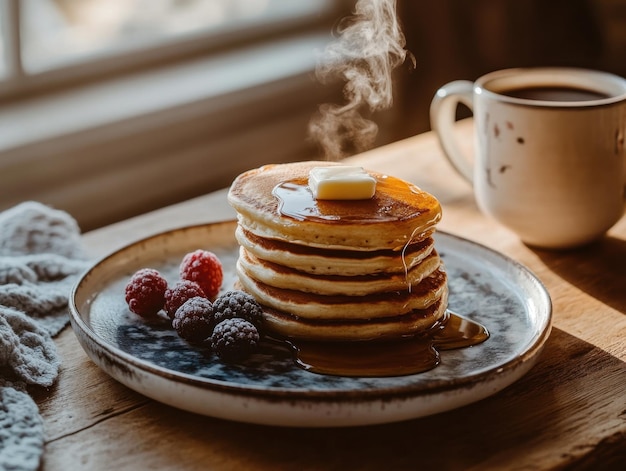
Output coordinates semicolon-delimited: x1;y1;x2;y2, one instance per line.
69;220;552;427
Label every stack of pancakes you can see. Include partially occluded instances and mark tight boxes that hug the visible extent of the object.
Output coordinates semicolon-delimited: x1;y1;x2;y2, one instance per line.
227;161;448;342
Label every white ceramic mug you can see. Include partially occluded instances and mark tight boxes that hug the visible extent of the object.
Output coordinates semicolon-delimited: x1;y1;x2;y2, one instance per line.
430;67;626;249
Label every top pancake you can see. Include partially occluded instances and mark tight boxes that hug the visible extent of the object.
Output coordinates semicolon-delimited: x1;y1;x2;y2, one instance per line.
227;161;442;251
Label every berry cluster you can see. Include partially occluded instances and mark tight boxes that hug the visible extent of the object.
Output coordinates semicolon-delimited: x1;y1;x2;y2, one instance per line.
124;249;222;319
124;250;263;361
174;290;263;361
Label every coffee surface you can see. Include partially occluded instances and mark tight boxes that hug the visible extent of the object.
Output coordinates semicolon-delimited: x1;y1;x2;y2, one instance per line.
499;86;609;102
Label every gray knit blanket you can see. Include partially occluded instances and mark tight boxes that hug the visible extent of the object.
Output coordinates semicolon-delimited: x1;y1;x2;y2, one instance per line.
0;202;89;471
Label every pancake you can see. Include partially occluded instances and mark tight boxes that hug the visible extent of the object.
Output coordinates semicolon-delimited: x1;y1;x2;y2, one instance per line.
236;264;448;320
235;226;436;276
237;246;442;296
227;161;448;342
259;292;449;342
228;161;442;251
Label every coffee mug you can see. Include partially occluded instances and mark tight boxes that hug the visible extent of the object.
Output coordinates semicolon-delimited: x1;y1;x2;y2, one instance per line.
430;67;626;249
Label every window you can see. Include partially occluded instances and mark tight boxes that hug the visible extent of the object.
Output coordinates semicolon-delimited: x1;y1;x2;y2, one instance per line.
0;0;346;97
0;32;7;79
0;0;353;230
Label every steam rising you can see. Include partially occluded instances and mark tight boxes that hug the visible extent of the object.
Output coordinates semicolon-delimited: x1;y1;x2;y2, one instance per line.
309;0;411;159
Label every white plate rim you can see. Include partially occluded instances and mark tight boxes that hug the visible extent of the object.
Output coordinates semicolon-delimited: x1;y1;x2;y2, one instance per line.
69;220;552;424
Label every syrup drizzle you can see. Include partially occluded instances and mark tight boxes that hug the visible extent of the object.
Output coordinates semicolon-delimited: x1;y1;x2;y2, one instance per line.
272;175;438;225
401;225;427;294
272;177;439;293
273;179;383;223
266;176;487;377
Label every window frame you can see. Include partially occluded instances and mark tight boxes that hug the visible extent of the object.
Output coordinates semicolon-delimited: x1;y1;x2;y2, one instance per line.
0;0;355;229
0;0;350;100
0;0;23;82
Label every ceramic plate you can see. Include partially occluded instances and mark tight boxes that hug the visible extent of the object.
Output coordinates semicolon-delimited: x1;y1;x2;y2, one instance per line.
69;220;552;427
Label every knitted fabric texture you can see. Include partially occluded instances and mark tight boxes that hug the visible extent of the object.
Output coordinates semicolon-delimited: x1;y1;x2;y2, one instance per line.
0;202;89;471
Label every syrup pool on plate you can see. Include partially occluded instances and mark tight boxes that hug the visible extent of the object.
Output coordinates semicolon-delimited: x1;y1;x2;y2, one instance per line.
280;310;489;377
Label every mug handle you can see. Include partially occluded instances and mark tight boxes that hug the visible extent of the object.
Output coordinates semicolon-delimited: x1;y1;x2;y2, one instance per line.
429;80;475;183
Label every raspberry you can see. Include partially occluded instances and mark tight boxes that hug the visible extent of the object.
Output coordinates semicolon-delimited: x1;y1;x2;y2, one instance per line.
124;268;167;317
211;318;260;361
179;250;223;299
172;296;214;343
164;280;206;319
213;290;263;329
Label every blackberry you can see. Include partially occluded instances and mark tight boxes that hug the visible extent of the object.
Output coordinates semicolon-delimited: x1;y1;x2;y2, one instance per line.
211;318;260;361
124;268;167;317
172;296;214;343
164;280;206;319
213;290;263;329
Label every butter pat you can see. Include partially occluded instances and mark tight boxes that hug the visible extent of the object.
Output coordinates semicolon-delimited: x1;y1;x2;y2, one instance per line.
308;166;377;200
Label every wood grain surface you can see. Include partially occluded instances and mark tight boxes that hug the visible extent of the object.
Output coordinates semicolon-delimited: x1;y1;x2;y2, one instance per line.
37;120;626;470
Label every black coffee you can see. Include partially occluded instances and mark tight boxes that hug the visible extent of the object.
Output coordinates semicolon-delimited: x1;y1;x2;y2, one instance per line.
500;86;609;102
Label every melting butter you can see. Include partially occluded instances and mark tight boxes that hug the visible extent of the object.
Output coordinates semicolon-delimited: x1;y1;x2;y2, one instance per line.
308;166;376;200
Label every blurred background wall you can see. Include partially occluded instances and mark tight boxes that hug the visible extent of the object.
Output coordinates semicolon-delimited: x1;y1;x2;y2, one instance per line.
1;0;624;230
391;0;626;141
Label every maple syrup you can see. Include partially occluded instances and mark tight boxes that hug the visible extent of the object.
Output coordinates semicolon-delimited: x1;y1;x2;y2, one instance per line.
280;310;488;377
272;175;439;225
261;174;488;377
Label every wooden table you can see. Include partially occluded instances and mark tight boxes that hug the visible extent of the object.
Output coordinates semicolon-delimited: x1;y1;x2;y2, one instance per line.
38;121;626;470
